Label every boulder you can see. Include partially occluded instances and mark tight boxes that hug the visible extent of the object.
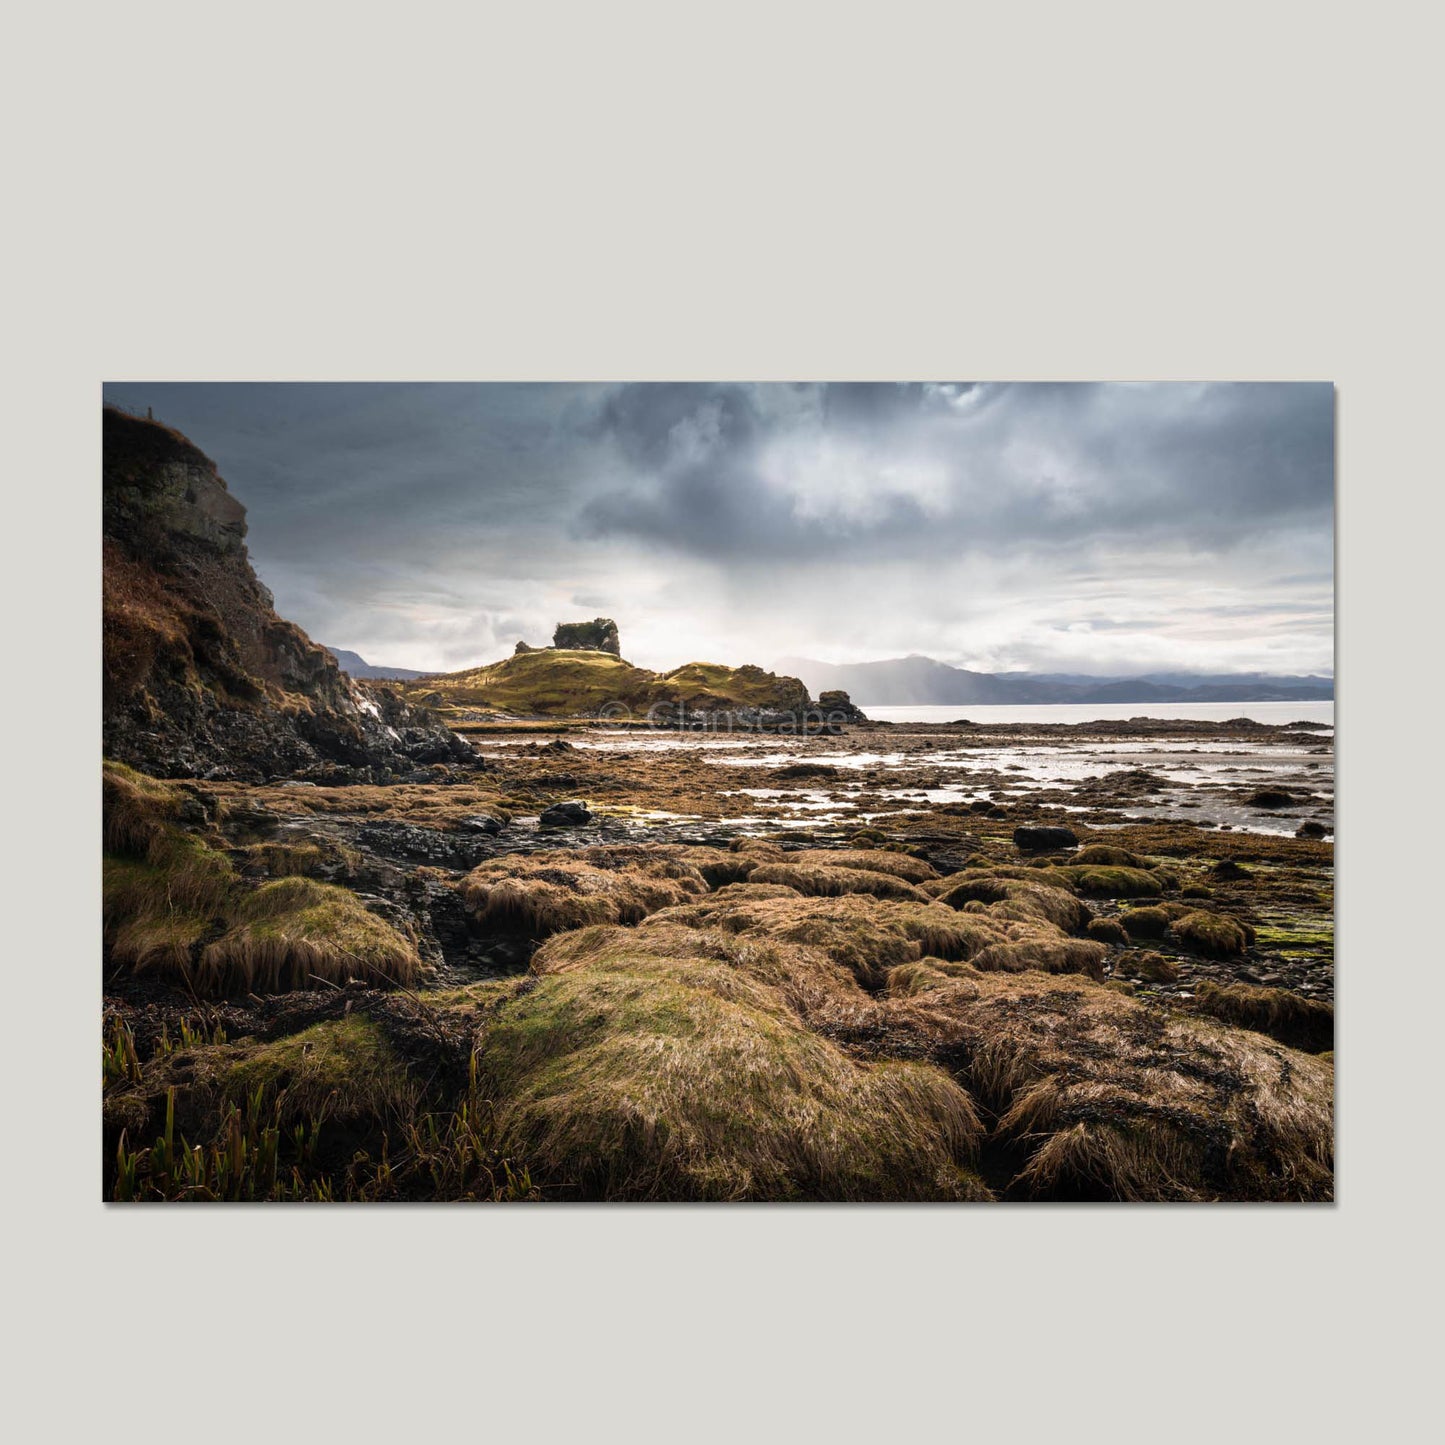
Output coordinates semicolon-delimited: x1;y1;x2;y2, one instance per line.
1247;789;1295;809
1013;825;1079;852
540;800;593;828
461;814;505;835
817;690;869;724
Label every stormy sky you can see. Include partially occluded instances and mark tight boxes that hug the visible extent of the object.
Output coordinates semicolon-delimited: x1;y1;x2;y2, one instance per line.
101;382;1334;678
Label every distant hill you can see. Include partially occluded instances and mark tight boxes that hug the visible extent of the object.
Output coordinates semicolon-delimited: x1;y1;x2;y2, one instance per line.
778;655;1334;705
324;647;430;681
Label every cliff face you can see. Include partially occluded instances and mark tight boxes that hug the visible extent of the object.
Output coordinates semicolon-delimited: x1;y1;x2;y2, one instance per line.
102;407;473;781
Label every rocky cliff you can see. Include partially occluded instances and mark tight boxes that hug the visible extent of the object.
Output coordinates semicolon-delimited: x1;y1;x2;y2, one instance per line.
102;407;473;781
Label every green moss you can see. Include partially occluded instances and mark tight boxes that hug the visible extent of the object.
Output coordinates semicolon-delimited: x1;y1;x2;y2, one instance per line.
200;877;423;991
1118;906;1171;939
1045;865;1164;898
1171;910;1254;959
1086;916;1129;946
1073;844;1147;868
222;1016;416;1127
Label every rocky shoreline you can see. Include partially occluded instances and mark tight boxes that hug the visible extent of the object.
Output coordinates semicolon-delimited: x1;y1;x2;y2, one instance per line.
99;409;1333;1203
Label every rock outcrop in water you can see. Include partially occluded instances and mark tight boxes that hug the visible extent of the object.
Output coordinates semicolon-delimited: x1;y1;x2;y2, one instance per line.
102;407;472;781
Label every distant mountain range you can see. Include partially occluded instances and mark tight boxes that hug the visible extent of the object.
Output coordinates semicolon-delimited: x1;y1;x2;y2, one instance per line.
324;648;430;681
326;643;1334;704
777;655;1334;705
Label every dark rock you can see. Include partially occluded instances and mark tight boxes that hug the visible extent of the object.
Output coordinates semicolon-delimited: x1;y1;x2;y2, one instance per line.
817;690;869;724
540;800;593;828
355;820;494;869
552;618;620;655
1014;824;1079;852
775;762;842;780
460;814;504;836
1212;858;1252;880
223;805;282;838
1247;789;1295;808
1296;821;1330;839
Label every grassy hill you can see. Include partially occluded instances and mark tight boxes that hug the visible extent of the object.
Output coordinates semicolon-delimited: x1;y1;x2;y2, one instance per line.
397;649;811;719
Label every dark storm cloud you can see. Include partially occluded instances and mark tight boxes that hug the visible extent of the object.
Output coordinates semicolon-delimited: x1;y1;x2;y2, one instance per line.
101;381;1334;675
577;381;1334;564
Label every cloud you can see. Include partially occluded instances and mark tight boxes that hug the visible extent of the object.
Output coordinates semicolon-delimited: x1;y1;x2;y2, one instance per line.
101;381;1334;676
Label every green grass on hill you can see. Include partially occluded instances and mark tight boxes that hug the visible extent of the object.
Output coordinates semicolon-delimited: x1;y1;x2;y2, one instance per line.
401;649;810;718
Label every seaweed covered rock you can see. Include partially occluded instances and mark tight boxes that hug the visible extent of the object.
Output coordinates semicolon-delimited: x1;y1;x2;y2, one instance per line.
1044;864;1165;899
1172;910;1255;958
1013;825;1079;852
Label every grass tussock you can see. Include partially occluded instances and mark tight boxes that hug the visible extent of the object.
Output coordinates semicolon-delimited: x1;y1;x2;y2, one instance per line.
933;871;1091;932
646;893;1002;991
1086;916;1130;946
747;862;929;903
483;924;991;1200
105;1006;542;1202
1118;906;1172;939
1191;981;1334;1052
103;834;237;978
199;878;424;993
1115;949;1179;983
459;846;709;938
1171;910;1255;958
883;965;1333;1201
1072;843;1149;868
1043;865;1165;898
967;937;1109;981
103;760;187;857
782;849;940;885
649;887;1107;989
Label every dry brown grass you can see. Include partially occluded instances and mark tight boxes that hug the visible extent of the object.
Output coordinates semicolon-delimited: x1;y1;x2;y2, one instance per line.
480;923;991;1200
1192;981;1334;1052
103;760;186;857
782;849;940;884
198;877;424;993
933;870;1092;932
103;833;237;980
648;888;1107;989
967;937;1109;980
459;845;709;938
884;964;1332;1200
747;862;929;902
